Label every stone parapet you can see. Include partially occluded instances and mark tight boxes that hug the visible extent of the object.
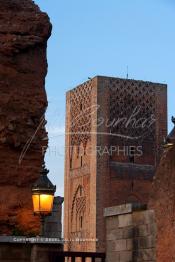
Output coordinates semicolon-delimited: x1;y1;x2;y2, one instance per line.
0;238;63;262
104;203;156;262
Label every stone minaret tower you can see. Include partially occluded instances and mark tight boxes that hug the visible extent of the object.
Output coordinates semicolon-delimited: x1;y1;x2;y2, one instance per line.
64;76;167;252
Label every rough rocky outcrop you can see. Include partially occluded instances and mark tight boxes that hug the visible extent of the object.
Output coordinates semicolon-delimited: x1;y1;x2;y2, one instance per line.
149;145;175;261
0;0;51;235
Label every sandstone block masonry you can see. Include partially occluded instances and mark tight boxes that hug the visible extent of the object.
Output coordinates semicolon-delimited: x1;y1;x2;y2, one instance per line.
0;0;51;235
104;203;156;262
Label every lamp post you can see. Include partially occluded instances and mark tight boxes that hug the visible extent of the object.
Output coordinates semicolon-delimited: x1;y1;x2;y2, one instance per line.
164;116;175;149
32;162;56;236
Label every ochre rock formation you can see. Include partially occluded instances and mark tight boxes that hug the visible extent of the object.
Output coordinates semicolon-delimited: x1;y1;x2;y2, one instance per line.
149;145;175;261
0;0;51;235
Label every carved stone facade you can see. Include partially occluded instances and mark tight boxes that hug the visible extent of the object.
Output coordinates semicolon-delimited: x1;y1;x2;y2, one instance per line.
64;76;167;252
64;78;96;253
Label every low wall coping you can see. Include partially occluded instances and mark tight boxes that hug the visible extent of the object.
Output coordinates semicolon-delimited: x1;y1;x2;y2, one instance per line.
104;203;147;217
0;236;63;245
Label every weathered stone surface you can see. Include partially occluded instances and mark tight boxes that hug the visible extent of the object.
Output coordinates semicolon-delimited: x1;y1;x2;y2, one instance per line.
0;0;51;235
104;204;133;217
105;204;156;262
149;145;175;261
119;251;132;262
118;214;132;228
115;239;127;251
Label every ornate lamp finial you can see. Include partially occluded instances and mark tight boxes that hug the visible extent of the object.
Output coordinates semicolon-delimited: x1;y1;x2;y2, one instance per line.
41;161;49;176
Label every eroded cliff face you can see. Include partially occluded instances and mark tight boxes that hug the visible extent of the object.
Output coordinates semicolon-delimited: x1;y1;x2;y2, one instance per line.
0;0;51;235
149;145;175;261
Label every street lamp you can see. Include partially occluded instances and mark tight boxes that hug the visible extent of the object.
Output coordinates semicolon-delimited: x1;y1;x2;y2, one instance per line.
32;162;56;236
164;116;175;149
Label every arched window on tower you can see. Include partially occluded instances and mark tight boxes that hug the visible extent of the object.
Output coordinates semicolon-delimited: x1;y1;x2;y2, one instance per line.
71;185;86;236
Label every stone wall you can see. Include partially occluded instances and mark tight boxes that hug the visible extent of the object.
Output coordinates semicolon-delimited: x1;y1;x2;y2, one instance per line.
0;238;63;262
104;204;156;262
149;145;175;261
0;0;51;234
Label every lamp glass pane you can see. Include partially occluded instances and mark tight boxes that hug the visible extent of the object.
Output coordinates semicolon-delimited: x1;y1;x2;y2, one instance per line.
39;194;54;213
32;194;40;213
32;194;54;214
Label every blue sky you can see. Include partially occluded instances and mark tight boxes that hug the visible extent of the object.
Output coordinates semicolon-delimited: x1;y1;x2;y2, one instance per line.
34;0;175;196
